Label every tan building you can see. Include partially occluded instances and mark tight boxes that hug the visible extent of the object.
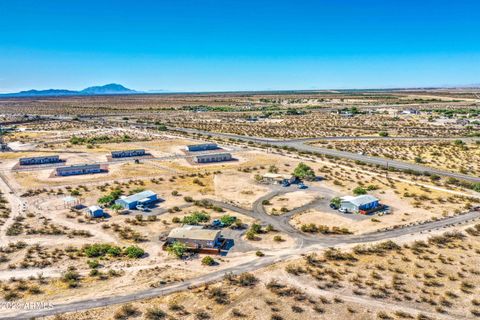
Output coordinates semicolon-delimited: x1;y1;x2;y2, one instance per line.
166;226;221;248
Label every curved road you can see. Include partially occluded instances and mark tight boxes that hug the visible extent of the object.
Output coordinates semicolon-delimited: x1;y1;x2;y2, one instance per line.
168;126;480;183
3;192;480;319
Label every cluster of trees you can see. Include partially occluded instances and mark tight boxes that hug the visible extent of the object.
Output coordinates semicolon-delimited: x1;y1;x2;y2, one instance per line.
83;243;145;259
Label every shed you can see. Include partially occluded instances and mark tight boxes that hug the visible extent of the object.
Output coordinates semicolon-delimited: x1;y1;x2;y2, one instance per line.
115;190;158;209
166;226;221;248
88;205;104;218
340;195;379;213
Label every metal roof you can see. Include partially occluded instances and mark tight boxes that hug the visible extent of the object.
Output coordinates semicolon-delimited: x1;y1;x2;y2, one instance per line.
20;155;59;161
119;190;156;204
63;196;78;203
342;195;379;206
187;143;218;148
262;173;292;179
111;149;145;155
56;163;100;171
88;205;102;212
167;227;220;241
194;152;231;159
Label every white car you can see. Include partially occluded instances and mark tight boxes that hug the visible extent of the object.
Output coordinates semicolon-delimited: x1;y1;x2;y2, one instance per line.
339;207;349;213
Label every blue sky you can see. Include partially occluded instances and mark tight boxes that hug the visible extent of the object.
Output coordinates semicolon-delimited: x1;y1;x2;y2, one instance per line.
0;0;479;92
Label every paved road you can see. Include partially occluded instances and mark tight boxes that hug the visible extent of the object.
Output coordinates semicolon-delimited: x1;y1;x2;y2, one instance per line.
168;126;480;183
3;208;480;320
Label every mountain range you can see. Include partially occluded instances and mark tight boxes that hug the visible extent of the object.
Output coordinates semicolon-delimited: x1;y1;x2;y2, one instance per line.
1;83;137;97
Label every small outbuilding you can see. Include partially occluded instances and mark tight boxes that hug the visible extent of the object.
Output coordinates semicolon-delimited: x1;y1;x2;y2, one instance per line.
114;190;158;210
166;225;221;249
340;195;379;213
88;205;104;218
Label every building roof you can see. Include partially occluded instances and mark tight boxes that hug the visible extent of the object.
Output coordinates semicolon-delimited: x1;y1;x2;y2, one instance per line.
167;227;220;242
63;196;78;203
88;205;102;212
194;152;231;159
342;195;379;206
262;173;292;179
118;190;156;204
20;155;59;161
111;149;145;154
187;143;218;148
56;163;100;171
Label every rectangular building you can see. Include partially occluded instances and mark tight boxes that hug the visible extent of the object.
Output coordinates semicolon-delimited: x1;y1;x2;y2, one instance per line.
20;155;60;166
193;152;232;164
261;173;296;184
87;205;104;218
185;143;219;152
111;149;146;158
56;164;102;176
166;226;221;249
115;190;158;210
340;195;379;213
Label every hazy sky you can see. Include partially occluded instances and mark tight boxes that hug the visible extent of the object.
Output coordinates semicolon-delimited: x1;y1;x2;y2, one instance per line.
1;0;479;92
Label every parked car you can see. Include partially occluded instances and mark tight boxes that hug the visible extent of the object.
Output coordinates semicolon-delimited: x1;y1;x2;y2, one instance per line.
297;183;308;189
339;207;349;213
329;203;339;209
211;219;225;228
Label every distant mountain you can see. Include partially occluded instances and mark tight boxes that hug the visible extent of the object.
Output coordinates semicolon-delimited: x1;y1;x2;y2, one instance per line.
80;83;136;95
1;83;137;97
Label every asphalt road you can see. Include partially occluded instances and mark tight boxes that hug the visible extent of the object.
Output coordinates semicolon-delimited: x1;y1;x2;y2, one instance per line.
4;208;479;320
169;126;480;183
3;183;480;320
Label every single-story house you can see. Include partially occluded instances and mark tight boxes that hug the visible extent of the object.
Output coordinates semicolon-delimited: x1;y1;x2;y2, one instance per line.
193;152;232;163
166;225;222;248
88;205;104;218
56;164;103;176
340;195;379;213
111;149;146;158
20;155;60;166
261;173;296;184
115;190;158;210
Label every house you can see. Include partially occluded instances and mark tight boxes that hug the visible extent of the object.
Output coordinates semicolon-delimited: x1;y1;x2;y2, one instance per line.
186;143;219;152
114;190;158;210
20;155;60;166
56;164;103;176
166;225;221;249
88;205;104;218
193;152;232;163
111;149;146;158
340;195;379;213
261;173;296;184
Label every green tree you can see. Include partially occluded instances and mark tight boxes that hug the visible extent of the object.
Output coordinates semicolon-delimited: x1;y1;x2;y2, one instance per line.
353;186;367;195
220;215;236;226
166;241;187;258
110;204;124;214
330;197;341;208
293;162;316;181
124;245;145;258
201;256;215;266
